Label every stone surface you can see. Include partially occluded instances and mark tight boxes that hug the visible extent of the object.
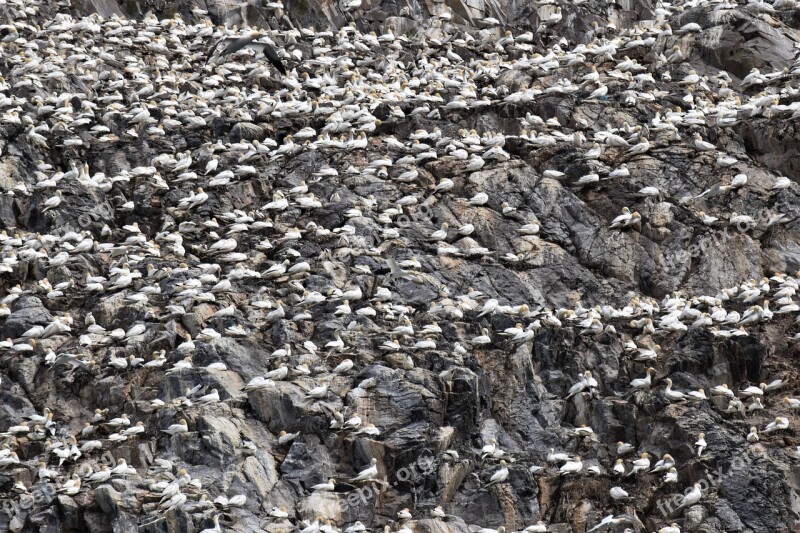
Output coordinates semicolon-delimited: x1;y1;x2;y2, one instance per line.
0;0;800;532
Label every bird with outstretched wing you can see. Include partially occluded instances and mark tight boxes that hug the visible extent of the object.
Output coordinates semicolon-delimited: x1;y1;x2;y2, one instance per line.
206;30;287;75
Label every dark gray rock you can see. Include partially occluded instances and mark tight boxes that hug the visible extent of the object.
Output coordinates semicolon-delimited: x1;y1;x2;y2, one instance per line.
0;296;52;339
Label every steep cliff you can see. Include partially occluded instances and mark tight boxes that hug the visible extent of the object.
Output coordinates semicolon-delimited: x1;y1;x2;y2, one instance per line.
1;0;800;532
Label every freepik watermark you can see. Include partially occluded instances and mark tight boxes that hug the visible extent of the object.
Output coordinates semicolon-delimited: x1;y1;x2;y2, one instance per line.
662;205;793;274
339;454;436;512
77;203;114;229
0;447;155;520
335;201;438;262
655;447;764;517
361;202;436;249
0;482;56;523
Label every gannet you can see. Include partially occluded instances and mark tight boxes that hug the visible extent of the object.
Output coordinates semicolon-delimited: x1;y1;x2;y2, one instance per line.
588;515;626;533
162;419;189;435
650;454;674;473
558;456;583;475
711;384;734;398
627;452;650;475
610;486;629;500
739;383;766;397
350;458;378;482
663;378;685;402
630;368;655;390
686;388;707;401
312;478;336;492
306;383;329;400
616;442;635;455
784;397;800;410
692;133;716;151
764;417;789;433
677;483;703;509
278;431;300;445
207;31;287;75
695;433;707;456
764;378;793;393
486;460;510;486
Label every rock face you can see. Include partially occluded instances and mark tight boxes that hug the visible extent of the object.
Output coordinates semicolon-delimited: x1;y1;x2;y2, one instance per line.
1;0;800;533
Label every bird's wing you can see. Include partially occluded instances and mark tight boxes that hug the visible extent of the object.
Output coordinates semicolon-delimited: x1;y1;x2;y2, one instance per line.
54;355;90;369
221;33;263;56
386;256;406;277
260;41;288;75
205;34;258;65
205;36;234;64
208;34;287;74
